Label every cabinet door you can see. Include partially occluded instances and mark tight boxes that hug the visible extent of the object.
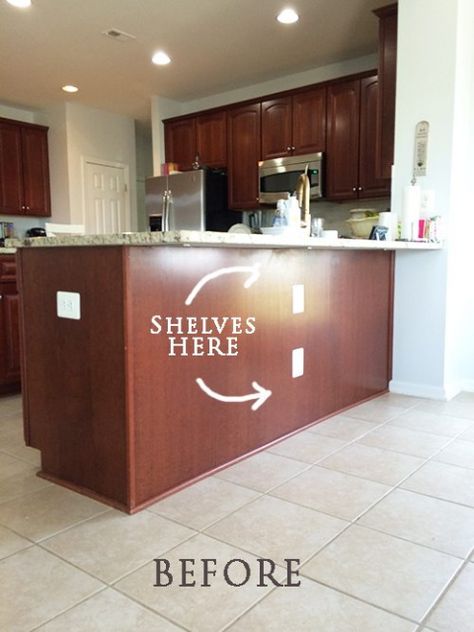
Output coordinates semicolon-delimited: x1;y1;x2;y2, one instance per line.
0;122;23;215
196;111;227;168
21;126;51;216
292;87;327;155
326;80;360;200
164;118;196;171
0;284;21;385
374;4;397;180
227;103;261;209
359;76;391;198
261;97;292;160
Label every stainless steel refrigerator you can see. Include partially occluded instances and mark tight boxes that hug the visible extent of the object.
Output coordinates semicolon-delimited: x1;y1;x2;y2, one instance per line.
145;169;240;232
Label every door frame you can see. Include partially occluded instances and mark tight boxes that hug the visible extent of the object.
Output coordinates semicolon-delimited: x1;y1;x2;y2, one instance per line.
81;156;131;233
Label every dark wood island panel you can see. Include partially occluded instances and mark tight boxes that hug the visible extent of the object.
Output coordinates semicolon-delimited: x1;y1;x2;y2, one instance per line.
18;245;394;512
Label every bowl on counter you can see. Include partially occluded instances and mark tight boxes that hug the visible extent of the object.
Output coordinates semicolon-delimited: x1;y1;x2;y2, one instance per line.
346;213;379;238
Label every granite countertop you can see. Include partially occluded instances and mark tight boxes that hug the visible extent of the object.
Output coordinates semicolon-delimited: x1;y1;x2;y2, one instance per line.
5;231;443;251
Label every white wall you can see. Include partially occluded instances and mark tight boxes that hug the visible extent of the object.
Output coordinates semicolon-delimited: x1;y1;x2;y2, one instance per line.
391;0;474;398
445;0;474;391
65;103;137;229
36;104;71;224
135;123;153;231
0;103;36;124
150;54;378;174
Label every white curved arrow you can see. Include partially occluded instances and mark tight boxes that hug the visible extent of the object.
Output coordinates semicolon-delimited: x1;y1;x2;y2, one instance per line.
196;377;272;411
185;264;261;306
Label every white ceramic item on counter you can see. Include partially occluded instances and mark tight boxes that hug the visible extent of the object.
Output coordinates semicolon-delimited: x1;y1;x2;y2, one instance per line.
322;230;338;240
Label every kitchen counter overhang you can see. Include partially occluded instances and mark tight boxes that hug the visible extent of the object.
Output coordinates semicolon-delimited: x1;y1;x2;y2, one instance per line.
8;229;442;251
16;235;435;513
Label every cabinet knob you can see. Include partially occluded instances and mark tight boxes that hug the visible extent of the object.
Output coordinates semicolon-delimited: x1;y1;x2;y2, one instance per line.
352;187;357;192
358;186;363;192
286;146;292;152
292;146;296;151
21;205;25;210
26;206;30;210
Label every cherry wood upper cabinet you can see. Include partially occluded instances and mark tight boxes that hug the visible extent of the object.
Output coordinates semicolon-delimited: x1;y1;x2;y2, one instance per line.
0;122;23;215
21;125;51;216
0;119;51;216
326;75;390;201
359;76;391;198
292;86;327;155
164;118;196;171
326;79;361;200
195;110;227;168
261;87;327;160
374;4;398;180
227;103;261;209
261;97;293;160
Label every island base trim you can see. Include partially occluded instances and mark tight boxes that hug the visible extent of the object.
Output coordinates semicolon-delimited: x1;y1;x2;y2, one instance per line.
36;470;131;513
37;387;388;514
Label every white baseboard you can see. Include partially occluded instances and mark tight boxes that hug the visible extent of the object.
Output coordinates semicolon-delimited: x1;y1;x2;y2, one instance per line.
389;380;461;401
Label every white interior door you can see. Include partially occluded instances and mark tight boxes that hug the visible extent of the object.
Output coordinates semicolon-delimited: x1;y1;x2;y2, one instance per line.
84;162;129;234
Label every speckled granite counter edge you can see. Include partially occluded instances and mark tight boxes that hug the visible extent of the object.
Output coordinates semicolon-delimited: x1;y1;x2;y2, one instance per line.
5;231;443;251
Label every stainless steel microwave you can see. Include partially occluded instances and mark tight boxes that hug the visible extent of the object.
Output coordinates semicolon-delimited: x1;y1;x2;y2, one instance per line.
258;152;323;204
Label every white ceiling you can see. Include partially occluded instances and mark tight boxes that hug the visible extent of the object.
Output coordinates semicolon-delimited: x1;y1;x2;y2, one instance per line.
0;0;389;122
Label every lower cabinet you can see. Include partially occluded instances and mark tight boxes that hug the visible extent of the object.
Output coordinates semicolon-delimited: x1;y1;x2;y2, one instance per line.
0;257;21;393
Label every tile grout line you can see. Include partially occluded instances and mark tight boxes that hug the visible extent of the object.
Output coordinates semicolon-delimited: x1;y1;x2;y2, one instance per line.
27;585;109;632
413;544;474;630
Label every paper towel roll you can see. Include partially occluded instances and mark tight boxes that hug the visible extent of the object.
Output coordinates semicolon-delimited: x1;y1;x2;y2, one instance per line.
401;185;421;240
379;211;394;240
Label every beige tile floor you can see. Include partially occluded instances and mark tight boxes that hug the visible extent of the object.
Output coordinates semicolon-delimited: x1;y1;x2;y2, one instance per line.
1;392;474;630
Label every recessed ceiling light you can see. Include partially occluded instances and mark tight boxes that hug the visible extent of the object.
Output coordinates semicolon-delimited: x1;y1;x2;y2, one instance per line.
152;51;171;65
277;8;299;24
6;0;32;7
62;85;79;93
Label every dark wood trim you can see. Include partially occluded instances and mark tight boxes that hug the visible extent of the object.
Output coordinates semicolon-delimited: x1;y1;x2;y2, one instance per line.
373;3;398;18
128;387;389;514
37;471;129;513
0;117;49;133
122;248;135;510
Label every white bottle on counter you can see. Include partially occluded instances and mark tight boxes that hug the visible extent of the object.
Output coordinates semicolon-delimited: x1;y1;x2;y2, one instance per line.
287;195;301;230
401;184;421;240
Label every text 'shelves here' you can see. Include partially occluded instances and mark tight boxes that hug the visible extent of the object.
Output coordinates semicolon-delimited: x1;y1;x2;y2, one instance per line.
149;315;256;357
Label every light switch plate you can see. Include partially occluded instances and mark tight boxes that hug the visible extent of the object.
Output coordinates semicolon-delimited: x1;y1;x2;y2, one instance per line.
292;347;304;378
57;291;81;320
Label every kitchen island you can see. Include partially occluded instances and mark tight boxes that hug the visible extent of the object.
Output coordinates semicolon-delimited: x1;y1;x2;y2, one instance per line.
16;231;440;512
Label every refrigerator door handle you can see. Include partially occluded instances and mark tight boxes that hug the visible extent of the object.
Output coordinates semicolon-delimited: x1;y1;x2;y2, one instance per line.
162;190;170;231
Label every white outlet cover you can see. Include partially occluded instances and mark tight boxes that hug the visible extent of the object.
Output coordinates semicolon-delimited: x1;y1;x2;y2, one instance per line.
292;284;305;314
57;291;81;320
292;347;304;378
